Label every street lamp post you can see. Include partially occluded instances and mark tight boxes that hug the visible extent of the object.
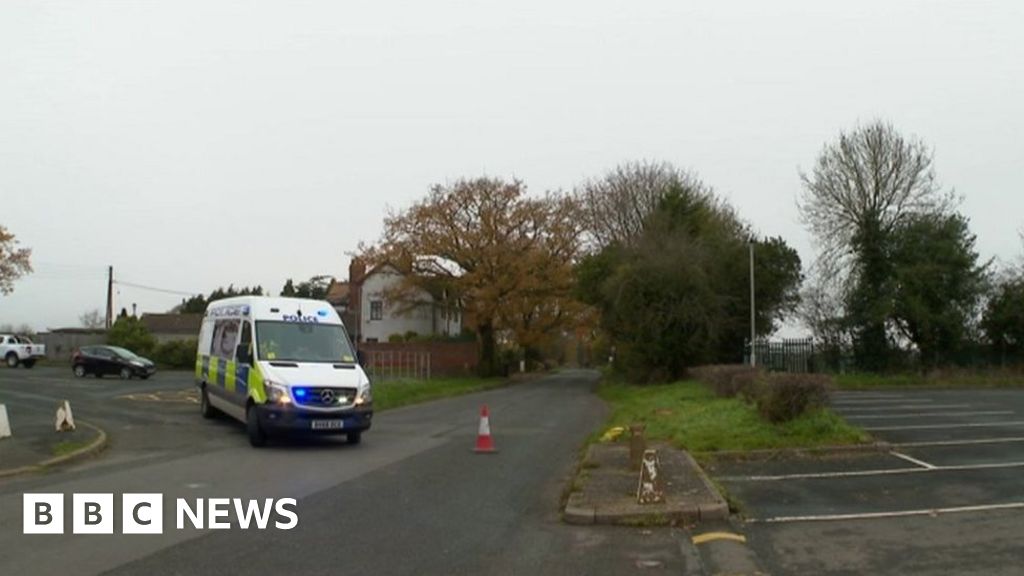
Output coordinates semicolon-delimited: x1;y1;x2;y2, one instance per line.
749;241;756;367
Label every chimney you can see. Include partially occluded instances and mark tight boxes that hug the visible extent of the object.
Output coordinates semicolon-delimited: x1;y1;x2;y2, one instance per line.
349;257;367;285
349;258;367;342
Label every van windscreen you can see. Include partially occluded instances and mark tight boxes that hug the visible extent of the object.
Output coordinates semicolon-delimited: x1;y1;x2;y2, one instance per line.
254;321;356;364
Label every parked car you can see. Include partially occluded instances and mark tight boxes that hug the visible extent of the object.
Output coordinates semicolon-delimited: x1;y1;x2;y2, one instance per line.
1;334;46;368
72;345;156;379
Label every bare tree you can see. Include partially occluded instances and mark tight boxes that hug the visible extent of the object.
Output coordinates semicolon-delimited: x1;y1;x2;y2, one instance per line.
798;121;954;370
799;121;952;275
79;309;105;329
0;225;33;295
576;161;713;249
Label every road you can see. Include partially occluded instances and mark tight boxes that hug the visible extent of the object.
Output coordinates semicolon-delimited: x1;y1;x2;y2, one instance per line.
0;367;700;576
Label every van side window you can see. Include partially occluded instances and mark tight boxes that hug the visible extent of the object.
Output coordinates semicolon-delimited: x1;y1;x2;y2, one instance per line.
239;322;253;364
210;319;241;360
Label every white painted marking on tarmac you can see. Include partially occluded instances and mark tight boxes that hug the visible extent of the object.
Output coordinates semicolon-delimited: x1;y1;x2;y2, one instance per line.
835;404;972;412
832;394;907;400
892;436;1024;448
723;460;1024;482
750;502;1024;524
845;411;1013;420
889;451;936;469
864;421;1024;431
833;398;933;405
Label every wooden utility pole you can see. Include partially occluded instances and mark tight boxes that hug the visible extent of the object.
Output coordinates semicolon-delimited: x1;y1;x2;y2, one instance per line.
105;266;113;329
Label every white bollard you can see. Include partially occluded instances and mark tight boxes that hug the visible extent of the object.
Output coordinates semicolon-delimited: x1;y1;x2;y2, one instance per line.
0;404;11;439
55;400;76;432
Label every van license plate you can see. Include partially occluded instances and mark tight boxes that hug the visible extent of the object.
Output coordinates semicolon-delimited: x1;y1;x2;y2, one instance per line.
311;420;345;430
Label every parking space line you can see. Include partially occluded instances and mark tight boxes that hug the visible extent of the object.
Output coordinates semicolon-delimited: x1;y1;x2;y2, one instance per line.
749;503;1024;524
833;399;933;405
845;411;1013;420
722;460;1024;482
890;451;936;469
832;394;907;399
835;404;972;412
892;436;1024;448
864;421;1024;431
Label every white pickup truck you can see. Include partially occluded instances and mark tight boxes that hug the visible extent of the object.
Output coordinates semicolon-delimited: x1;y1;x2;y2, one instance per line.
0;334;46;368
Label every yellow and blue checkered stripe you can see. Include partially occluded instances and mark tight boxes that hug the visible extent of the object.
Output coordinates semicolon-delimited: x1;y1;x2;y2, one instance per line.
196;355;266;403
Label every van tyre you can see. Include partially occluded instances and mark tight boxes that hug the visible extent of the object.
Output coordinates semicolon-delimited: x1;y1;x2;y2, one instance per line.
5;353;18;368
347;431;362;445
247;405;267;447
200;387;218;419
73;365;86;378
120;367;132;380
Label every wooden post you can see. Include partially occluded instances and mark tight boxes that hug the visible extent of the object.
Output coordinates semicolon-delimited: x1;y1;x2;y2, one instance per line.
629;423;646;470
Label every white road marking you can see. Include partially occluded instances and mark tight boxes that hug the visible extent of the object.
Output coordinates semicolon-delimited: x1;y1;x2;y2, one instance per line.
892;436;1024;448
833;398;933;405
723;460;1024;482
832;394;907;399
750;503;1024;524
845;411;1013;420
835;404;973;412
889;451;936;469
864;421;1024;431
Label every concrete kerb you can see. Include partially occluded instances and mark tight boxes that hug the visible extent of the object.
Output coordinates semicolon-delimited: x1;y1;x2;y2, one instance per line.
0;420;108;479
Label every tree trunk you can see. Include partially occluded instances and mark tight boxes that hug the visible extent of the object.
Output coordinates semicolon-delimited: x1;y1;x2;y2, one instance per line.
477;322;500;377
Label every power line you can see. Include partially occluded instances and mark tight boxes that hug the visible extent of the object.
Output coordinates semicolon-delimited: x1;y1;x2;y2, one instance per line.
112;280;199;297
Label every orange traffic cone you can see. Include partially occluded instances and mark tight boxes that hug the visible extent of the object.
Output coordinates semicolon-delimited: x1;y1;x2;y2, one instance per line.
475;405;497;453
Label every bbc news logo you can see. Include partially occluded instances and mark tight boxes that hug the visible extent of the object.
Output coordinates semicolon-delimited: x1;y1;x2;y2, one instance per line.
23;493;298;534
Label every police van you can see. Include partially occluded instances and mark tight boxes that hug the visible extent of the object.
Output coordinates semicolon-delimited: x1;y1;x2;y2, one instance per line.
196;296;372;447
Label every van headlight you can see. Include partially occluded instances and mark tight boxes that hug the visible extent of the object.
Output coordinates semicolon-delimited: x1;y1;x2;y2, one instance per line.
264;381;291;405
355;386;372;406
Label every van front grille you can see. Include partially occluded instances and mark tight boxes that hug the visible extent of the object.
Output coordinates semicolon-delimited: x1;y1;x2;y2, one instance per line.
292;387;357;407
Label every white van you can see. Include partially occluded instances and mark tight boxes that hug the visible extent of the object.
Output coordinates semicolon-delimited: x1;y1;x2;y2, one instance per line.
195;296;373;447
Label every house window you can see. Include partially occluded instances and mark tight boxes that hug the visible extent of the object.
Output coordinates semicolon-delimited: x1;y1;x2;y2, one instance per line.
370;300;383;321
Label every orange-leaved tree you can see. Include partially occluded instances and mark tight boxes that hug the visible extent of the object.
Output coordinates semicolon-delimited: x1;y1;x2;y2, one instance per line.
361;177;585;376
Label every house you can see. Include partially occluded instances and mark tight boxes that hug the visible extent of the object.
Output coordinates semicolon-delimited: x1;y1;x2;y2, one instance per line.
139;313;203;343
326;258;462;343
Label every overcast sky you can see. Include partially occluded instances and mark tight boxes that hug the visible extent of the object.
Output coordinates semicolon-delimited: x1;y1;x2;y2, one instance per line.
1;0;1021;332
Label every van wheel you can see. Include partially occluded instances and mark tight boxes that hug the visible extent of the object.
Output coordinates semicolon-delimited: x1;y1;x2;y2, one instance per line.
5;353;18;368
246;405;267;447
200;387;218;419
347;432;362;445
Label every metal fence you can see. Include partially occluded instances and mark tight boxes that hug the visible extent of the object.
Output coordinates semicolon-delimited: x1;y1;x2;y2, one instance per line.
361;349;432;381
744;338;816;373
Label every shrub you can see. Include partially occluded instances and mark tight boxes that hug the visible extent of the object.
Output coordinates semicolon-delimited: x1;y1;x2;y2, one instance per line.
754;373;832;423
689;364;763;398
387;333;405;343
107;316;156;356
151;339;198;369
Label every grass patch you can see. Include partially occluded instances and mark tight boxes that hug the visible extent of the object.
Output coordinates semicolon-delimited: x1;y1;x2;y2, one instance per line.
598;379;869;452
51;440;91;457
373;377;508;411
836;370;1024;390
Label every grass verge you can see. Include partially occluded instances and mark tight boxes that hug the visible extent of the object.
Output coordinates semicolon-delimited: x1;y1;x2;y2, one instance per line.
597;379;869;453
51;440;92;457
373;377;508;411
836;370;1024;390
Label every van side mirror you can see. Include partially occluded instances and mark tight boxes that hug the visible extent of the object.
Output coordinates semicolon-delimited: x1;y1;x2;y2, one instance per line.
236;344;253;365
356;350;366;366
